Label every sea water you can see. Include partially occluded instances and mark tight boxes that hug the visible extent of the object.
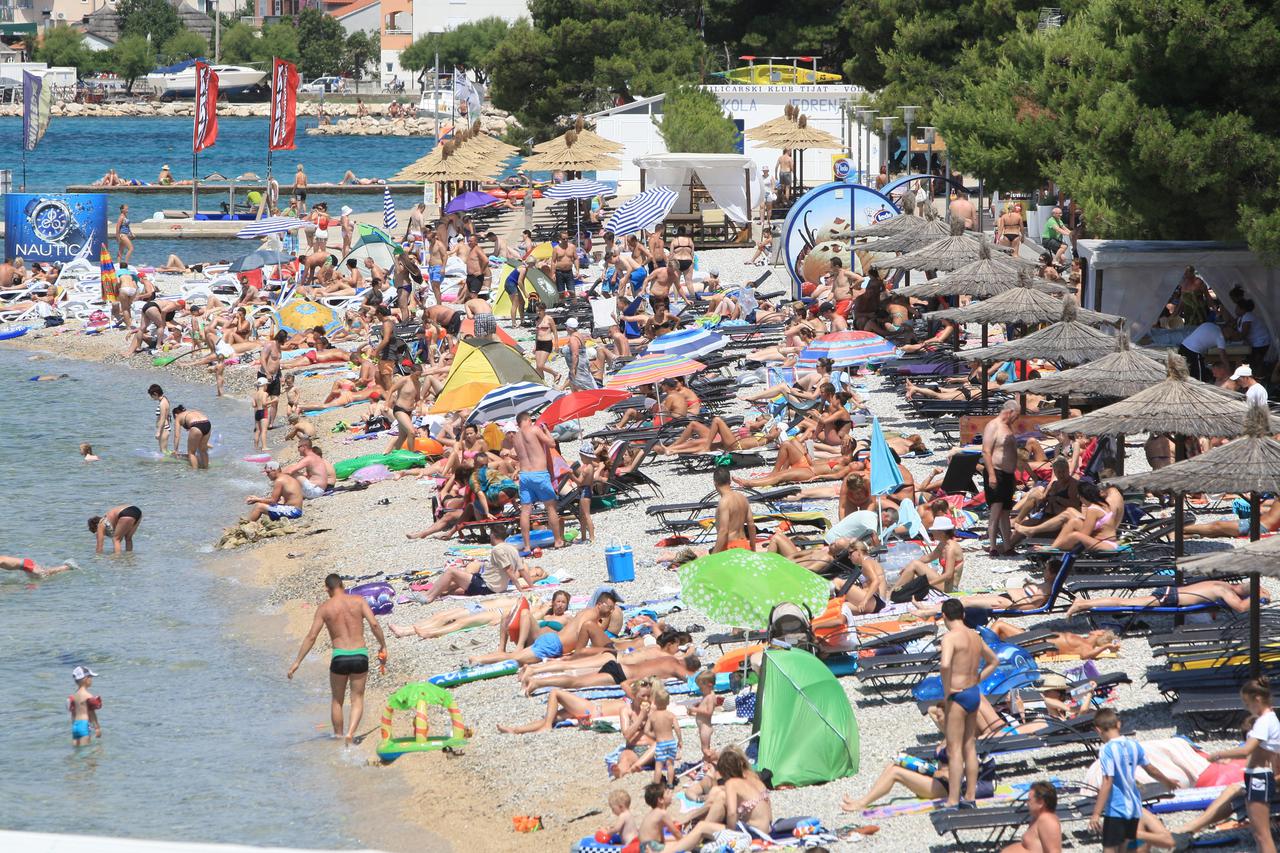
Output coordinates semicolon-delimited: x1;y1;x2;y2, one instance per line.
0;349;395;847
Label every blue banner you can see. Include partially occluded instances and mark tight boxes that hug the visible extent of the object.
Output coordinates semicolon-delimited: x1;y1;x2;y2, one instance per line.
4;193;108;265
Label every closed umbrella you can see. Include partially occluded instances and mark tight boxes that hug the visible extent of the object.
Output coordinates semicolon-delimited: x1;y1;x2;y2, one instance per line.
795;330;896;369
537;388;631;427
646;327;726;360
98;243;118;303
605;186;679;237
679;550;829;630
465;382;563;425
236;216;307;239
445;191;502;214
605;353;705;388
382;185;397;233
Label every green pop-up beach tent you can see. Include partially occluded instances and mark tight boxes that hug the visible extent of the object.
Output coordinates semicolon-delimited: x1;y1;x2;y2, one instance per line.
753;648;859;787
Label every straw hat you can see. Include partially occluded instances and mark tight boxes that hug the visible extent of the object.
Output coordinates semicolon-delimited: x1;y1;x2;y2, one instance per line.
1040;673;1069;691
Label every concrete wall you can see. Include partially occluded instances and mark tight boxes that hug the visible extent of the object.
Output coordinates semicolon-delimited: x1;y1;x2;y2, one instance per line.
410;0;526;38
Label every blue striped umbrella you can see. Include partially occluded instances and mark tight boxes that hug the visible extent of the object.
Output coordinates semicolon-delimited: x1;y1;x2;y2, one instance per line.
382;186;398;232
236;216;307;239
605;186;678;237
645;326;726;360
465;381;562;425
605;353;705;388
543;179;615;200
795;330;897;369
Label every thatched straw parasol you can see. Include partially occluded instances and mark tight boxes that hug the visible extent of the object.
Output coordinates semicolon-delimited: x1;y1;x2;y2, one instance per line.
758;114;842;150
962;297;1123;364
887;220;1037;273
393;140;502;182
925;271;1124;327
863;214;954;254
1053;351;1263;438
521;129;621;172
1110;404;1280;674
1001;333;1167;398
534;115;623;155
856;211;923;239
1178;536;1280;675
893;241;1070;299
744;103;802;141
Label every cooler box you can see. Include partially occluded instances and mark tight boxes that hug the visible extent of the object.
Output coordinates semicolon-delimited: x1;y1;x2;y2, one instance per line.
604;543;635;582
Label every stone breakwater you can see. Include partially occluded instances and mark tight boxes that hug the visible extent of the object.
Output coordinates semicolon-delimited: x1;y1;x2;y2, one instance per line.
0;100;521;137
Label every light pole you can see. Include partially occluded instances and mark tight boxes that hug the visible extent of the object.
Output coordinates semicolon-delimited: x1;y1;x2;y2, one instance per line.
878;115;895;178
862;109;877;185
921;126;936;198
900;106;921;174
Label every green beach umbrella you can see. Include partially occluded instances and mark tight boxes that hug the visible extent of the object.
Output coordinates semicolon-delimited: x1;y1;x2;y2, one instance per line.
355;222;402;248
679;550;829;630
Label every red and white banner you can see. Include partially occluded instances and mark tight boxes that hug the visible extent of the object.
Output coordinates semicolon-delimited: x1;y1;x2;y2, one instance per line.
268;58;300;151
192;61;219;153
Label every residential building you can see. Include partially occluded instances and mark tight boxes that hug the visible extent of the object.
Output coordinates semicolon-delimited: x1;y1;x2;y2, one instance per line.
331;0;379;36
379;0;411;89
79;1;213;49
409;0;524;36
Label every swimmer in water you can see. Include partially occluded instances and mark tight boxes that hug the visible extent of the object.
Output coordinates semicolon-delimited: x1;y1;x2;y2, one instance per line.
31;374;71;382
1;555;78;578
88;505;143;554
80;443;100;462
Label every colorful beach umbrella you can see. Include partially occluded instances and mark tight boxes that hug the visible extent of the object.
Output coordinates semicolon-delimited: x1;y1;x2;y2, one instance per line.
445;191;502;214
430;338;545;413
679;550;829;630
382;185;398;232
605;186;678;237
795;330;896;369
645;327;726;360
537;388;631;427
274;298;340;335
605;353;705;388
236;216;307;239
465;382;563;425
98;243;118;303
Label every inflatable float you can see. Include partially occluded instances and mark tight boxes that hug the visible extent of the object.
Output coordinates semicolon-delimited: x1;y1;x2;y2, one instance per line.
349;581;395;615
0;325;31;341
334;449;426;480
428;659;518;688
375;682;472;763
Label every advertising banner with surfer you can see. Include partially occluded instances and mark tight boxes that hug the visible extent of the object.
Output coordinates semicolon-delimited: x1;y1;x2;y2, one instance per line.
4;192;108;265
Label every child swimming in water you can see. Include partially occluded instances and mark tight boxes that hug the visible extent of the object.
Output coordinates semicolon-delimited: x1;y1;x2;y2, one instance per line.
80;442;100;462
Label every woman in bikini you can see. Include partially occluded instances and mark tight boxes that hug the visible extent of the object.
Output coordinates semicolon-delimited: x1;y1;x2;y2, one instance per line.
744;324;818;364
148;384;172;456
1033;481;1122;552
732;435;859;489
890;517;966;594
998;203;1024;253
170;405;212;470
1011;456;1079;525
404;460;488;540
388;596;523;640
913;560;1060;615
656;416;777;455
385;361;422;452
88;505;143;554
532;303;559;382
1065;580;1261;618
987;620;1120;659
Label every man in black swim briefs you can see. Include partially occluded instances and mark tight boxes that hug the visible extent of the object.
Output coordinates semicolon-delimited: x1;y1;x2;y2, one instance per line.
288;573;388;745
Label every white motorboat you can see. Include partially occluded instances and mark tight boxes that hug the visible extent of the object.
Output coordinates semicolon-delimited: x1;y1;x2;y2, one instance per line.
146;61;267;98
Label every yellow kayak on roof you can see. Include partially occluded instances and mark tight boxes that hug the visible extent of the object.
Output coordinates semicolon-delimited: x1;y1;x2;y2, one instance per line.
716;66;842;85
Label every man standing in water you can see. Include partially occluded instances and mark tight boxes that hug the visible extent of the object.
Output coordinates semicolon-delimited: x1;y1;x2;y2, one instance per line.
259;330;286;427
939;599;998;809
514;410;564;551
982;400;1019;555
288;573;388;745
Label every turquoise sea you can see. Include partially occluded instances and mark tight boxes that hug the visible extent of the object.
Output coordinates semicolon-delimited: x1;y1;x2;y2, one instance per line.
0;349;423;849
0;114;492;265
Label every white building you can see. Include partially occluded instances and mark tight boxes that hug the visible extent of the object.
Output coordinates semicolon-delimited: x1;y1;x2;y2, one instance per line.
409;0;526;36
590;85;880;195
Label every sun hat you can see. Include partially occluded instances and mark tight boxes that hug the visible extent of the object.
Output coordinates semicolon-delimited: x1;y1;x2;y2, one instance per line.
566;318;579;329
929;517;955;533
1040;672;1069;691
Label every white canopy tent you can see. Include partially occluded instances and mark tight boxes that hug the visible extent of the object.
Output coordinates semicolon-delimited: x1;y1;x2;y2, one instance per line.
1077;239;1280;341
633;153;763;226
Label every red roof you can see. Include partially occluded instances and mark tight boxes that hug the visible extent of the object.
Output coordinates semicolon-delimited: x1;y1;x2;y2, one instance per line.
331;0;378;18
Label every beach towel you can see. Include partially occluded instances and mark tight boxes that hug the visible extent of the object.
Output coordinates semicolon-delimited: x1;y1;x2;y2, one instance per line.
1085;737;1209;791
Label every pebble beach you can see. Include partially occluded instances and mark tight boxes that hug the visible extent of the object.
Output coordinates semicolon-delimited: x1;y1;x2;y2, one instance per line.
7;242;1257;853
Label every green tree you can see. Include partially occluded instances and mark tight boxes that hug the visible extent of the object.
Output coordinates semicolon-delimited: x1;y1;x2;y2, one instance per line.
934;0;1280;258
36;23;91;75
113;34;158;93
488;0;705;139
343;30;378;81
116;0;182;47
400;16;511;85
256;20;301;65
219;21;259;65
295;7;346;80
160;28;209;65
654;86;738;153
702;0;850;77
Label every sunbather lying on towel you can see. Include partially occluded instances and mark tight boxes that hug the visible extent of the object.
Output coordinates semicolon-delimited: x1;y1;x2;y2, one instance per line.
987;620;1119;660
467;590;622;666
656;415;779;455
520;651;701;695
496;688;633;734
912;561;1060;615
387;596;522;639
518;630;691;686
731;436;859;488
1184;498;1280;538
1064;580;1264;618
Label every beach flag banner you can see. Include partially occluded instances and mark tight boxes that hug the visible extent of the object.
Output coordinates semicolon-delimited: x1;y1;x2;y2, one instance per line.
22;71;52;152
99;243;118;303
268;58;299;151
383;186;398;232
192;62;219;153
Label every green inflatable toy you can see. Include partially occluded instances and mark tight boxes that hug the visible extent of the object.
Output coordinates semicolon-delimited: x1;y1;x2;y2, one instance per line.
376;681;472;763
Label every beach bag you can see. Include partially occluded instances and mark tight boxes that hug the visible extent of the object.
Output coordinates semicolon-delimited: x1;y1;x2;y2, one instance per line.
889;574;932;603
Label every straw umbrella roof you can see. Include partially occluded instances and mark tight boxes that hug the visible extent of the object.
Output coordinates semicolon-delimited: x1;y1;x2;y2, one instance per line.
393;141;502;182
533;115;623;154
520;129;621;172
884;221;1038;273
1052;351;1266;437
1108;405;1280;494
744;103;804;141
893;241;1071;299
1180;535;1280;580
1000;334;1169;398
758;114;842;150
925;271;1124;327
962;297;1125;364
864;215;957;254
856;211;922;240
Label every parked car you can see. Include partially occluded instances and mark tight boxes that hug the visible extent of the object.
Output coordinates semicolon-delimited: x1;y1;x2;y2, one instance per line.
301;76;349;94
